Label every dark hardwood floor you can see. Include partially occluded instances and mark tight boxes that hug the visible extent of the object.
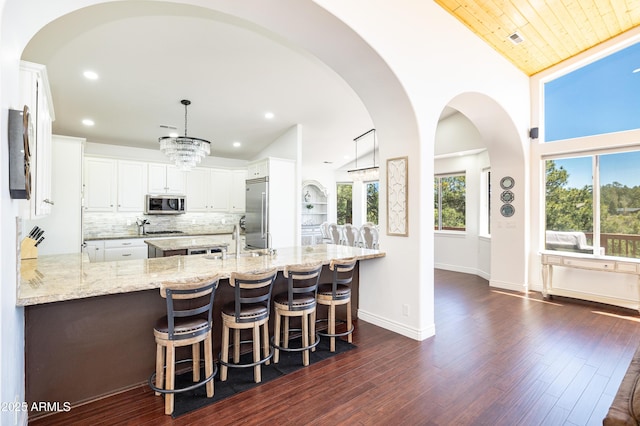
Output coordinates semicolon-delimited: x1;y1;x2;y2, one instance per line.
30;269;640;425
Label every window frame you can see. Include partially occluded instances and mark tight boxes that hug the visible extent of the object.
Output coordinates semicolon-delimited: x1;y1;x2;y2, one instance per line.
434;171;467;233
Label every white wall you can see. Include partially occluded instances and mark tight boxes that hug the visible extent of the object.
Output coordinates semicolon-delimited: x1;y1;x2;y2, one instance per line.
434;151;491;279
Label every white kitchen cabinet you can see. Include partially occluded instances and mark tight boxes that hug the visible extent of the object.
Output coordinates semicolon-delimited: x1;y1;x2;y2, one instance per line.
230;169;247;212
103;238;148;261
83;240;104;262
148;163;186;194
247;159;269;179
20;61;55;218
186;168;244;213
210;169;231;211
84;157;147;212
117;160;147;211
84;157;117;212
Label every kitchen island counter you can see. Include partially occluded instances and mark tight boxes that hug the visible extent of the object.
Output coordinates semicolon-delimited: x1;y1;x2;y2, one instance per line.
21;244;384;414
18;244;384;306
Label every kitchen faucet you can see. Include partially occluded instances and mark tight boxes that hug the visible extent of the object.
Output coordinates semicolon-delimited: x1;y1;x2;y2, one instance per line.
232;224;241;258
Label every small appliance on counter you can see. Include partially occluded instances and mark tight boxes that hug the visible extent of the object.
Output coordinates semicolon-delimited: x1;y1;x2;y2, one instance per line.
144;194;186;214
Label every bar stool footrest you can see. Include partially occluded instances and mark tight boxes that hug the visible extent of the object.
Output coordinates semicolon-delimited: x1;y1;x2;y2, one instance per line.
316;318;354;338
218;339;274;369
148;358;217;394
270;331;321;353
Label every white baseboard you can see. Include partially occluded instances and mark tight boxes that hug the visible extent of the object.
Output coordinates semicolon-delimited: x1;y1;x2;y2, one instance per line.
489;279;528;292
434;263;491;281
357;309;435;341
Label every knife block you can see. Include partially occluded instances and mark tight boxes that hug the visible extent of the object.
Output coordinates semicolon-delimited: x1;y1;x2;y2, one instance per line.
21;237;38;260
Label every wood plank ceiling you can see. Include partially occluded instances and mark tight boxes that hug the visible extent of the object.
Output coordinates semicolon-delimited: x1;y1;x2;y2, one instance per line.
434;0;640;76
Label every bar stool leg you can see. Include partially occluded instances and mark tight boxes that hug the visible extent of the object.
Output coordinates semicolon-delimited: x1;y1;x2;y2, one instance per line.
204;332;214;398
165;345;175;415
274;311;281;363
347;300;353;344
233;329;241;363
329;304;336;352
311;310;316;352
302;312;309;366
253;324;261;383
220;324;229;381
155;344;164;396
192;342;200;382
283;317;290;349
262;321;270;366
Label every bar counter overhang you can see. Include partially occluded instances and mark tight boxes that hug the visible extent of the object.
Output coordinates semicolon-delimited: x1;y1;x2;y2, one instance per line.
18;244;385;414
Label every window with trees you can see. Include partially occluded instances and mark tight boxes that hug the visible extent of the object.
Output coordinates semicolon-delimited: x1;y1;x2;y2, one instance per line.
545;150;640;259
336;183;352;225
365;181;379;224
434;173;466;231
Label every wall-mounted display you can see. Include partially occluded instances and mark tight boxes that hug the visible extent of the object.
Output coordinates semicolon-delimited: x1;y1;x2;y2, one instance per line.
500;190;514;203
500;176;515;190
500;204;515;217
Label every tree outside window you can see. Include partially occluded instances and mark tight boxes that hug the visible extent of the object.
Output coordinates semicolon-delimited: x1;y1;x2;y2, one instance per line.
336;183;352;225
365;181;379;224
434;174;466;231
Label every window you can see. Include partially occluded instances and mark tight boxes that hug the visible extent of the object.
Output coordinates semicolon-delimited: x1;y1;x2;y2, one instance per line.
365;181;379;224
434;173;466;231
544;150;640;258
480;169;491;236
336;183;352;225
544;42;640;141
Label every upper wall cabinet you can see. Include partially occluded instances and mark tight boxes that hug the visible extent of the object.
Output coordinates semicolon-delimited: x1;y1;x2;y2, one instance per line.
20;61;55;218
148;163;186;194
247;159;269;179
83;157;147;212
186;168;246;213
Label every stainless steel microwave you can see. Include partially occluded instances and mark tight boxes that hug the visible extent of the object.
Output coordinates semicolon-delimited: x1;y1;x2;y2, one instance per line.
144;194;186;214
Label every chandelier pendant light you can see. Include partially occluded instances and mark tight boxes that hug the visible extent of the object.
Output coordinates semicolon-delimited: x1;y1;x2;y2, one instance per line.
347;128;379;181
159;99;211;171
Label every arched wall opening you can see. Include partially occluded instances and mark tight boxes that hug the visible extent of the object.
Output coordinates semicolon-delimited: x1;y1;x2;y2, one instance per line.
444;92;528;290
0;0;430;415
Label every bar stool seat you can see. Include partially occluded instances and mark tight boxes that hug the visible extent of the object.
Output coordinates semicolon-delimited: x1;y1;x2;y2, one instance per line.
273;262;323;366
149;277;219;416
220;268;277;384
316;258;357;352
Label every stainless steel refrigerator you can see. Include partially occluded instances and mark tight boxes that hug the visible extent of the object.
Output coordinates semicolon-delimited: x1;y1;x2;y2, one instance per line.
245;177;269;249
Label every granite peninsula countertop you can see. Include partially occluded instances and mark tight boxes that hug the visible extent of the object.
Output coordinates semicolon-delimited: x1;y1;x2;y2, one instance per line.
17;244;385;306
144;236;230;251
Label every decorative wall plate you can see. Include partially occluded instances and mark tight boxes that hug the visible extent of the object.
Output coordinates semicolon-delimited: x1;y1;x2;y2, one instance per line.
500;190;514;203
500;176;515;190
500;204;515;217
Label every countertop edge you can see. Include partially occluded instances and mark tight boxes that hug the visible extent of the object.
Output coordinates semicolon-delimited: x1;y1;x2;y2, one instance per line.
17;246;385;306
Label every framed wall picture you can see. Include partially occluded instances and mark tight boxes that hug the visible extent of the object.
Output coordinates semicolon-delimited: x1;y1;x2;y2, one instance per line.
387;156;408;236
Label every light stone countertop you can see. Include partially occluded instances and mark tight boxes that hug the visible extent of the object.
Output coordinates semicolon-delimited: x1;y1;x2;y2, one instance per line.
144;236;229;251
83;230;235;241
17;244;385;306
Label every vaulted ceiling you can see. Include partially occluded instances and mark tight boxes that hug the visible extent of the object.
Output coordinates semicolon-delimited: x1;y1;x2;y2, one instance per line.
435;0;640;76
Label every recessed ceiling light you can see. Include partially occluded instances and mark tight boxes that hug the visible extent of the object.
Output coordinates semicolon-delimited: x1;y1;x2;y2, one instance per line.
169;132;179;138
82;119;94;126
233;141;241;148
264;112;274;119
83;70;98;80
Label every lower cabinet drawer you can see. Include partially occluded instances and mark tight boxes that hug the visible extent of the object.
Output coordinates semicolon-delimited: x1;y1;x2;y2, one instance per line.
104;246;148;261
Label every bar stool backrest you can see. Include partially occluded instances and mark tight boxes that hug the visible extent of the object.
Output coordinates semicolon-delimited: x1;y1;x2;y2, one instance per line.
328;223;341;244
328;258;357;299
160;277;219;341
282;262;323;310
229;268;278;323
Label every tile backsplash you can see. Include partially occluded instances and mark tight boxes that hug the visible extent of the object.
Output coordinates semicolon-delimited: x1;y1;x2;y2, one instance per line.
83;212;243;238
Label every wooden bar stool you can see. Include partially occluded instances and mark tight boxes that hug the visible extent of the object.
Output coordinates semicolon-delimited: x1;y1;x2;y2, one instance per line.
149;277;219;415
220;268;277;383
273;262;323;366
317;258;357;352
